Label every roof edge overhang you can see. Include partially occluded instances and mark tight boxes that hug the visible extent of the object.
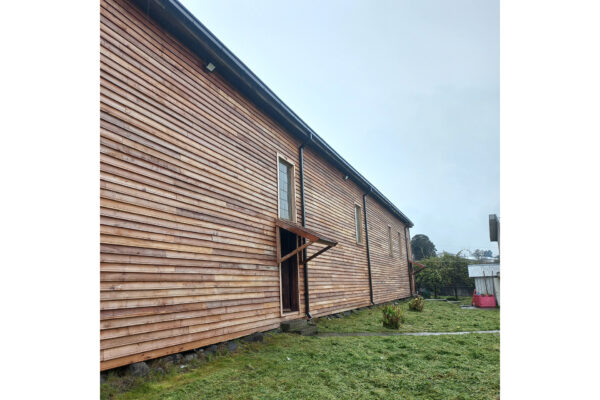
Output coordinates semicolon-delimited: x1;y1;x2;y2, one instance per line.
275;218;337;265
276;218;337;247
130;0;414;228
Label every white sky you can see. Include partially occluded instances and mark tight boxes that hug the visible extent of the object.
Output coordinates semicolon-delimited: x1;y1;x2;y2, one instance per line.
180;0;500;255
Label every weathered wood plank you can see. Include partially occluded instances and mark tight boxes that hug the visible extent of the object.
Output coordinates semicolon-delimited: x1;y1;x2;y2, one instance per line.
100;0;410;371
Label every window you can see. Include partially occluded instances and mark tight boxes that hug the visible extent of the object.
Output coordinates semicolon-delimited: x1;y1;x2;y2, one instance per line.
388;226;393;255
278;157;294;221
354;205;363;244
398;232;403;257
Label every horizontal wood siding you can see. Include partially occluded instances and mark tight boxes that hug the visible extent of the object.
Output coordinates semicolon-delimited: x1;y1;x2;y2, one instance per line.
365;197;411;303
100;0;411;370
302;147;371;316
100;0;303;370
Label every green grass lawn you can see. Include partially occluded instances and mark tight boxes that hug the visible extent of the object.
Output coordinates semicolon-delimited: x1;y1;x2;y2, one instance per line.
102;333;499;400
101;299;500;400
439;296;475;305
316;298;499;334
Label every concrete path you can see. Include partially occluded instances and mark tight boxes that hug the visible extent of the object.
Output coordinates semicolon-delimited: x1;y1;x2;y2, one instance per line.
316;330;499;337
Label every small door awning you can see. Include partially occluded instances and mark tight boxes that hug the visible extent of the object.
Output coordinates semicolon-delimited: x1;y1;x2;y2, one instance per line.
275;218;337;265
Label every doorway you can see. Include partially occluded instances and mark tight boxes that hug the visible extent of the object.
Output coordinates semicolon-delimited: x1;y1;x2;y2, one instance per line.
279;228;299;313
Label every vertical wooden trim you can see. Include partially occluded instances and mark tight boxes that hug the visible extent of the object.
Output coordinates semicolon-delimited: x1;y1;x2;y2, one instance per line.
276;225;283;315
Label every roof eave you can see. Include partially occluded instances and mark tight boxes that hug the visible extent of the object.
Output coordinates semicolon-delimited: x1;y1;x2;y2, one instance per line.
130;0;414;228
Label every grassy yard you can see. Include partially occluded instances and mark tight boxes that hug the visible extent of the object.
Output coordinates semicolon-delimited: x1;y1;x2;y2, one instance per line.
101;299;500;400
102;333;499;400
439;296;475;305
317;298;499;334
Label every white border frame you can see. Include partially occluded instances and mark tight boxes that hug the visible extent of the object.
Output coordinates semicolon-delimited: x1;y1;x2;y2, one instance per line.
276;153;297;223
354;202;364;245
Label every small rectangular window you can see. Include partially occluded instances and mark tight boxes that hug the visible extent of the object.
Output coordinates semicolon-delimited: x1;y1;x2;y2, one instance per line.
388;226;393;255
354;205;363;244
278;158;294;221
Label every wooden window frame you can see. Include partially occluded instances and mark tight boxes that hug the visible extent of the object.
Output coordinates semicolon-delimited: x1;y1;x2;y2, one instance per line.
276;153;297;223
354;203;363;244
388;225;393;256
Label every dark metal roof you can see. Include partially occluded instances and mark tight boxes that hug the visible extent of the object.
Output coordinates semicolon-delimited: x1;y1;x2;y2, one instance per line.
131;0;414;228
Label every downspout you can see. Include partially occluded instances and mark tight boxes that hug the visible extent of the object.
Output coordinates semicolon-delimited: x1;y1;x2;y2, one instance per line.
363;188;375;305
404;226;413;296
298;142;312;319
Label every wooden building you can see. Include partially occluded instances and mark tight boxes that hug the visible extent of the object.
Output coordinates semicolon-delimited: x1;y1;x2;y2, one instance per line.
100;0;415;371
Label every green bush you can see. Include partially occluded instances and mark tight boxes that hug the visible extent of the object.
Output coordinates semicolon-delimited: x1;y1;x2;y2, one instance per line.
381;304;404;329
408;296;425;312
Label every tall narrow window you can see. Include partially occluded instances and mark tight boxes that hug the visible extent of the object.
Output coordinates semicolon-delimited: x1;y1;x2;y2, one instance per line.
388;226;393;255
398;232;403;257
278;158;294;221
354;205;363;244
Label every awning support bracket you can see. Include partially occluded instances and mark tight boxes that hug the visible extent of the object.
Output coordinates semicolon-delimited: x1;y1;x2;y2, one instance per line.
304;245;333;264
278;240;313;264
275;218;337;266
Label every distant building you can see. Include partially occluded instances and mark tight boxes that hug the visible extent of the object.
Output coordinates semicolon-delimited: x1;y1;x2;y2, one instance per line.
468;264;500;306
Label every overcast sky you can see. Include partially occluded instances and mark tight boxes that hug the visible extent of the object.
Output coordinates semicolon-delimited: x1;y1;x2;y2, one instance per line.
180;0;499;255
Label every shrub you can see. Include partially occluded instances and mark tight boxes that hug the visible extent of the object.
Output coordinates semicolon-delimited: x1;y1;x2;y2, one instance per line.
382;304;404;329
408;296;425;312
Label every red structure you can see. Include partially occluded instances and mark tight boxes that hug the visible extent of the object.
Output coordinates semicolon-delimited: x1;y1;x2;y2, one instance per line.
472;290;497;308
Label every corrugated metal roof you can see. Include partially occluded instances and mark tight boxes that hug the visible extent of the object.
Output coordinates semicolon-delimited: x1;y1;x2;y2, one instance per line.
468;264;500;278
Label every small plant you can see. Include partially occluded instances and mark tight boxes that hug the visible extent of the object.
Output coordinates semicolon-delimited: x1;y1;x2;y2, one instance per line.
408;296;425;312
381;304;404;329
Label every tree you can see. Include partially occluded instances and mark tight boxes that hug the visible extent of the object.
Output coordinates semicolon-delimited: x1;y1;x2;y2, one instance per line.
442;253;471;299
472;249;483;260
472;249;494;261
411;234;437;260
414;259;449;298
414;253;473;298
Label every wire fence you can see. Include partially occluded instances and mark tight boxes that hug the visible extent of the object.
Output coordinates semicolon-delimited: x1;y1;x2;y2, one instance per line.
418;285;474;298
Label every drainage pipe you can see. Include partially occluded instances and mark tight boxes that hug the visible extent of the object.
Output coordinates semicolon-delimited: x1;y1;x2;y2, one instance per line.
404;226;413;296
298;143;312;319
363;188;375;305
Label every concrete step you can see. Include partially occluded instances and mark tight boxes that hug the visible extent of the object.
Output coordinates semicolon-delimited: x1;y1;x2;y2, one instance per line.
280;319;308;332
